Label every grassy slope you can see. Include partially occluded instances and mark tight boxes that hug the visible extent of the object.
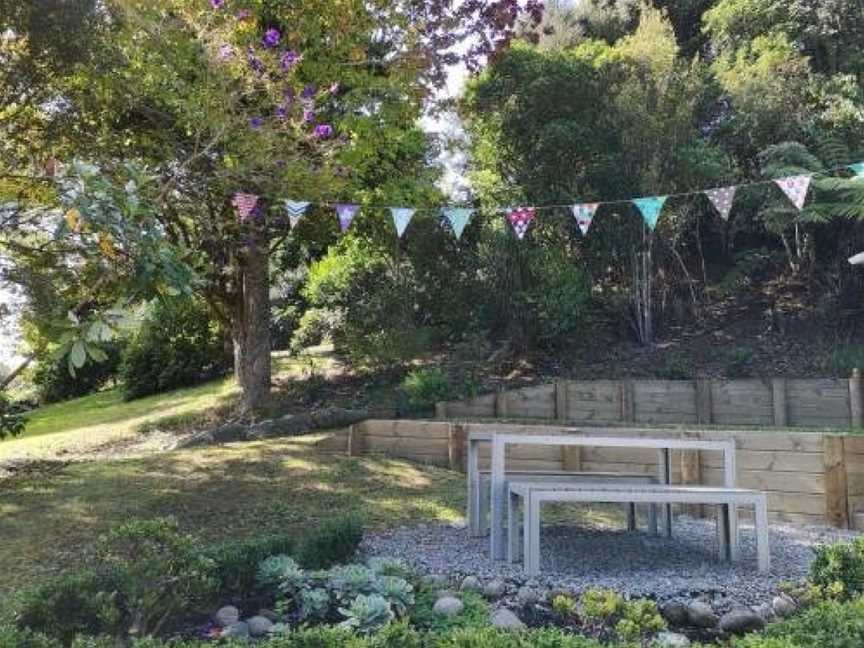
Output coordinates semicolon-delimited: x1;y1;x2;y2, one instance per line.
0;435;464;595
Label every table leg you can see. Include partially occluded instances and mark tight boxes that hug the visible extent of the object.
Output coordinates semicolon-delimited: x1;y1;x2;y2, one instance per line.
723;444;739;561
717;504;730;562
627;503;637;532
490;438;506;560
755;497;770;573
467;440;482;537
508;490;520;563
648;504;658;535
657;449;673;537
526;491;541;576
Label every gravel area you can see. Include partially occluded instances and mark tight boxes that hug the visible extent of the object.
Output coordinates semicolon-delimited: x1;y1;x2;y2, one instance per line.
362;515;860;609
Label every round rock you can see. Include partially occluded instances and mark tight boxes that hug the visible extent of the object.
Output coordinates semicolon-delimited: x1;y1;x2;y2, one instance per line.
772;594;796;618
246;615;274;638
719;608;765;635
483;579;506;599
214;605;240;628
687;601;719;628
221;621;250;638
661;601;689;627
461;576;483;593
654;631;691;647
433;596;464;618
491;608;525;630
516;585;539;606
424;574;449;589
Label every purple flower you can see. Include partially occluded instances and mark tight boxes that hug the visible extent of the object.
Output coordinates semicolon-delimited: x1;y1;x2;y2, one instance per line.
262;28;281;48
301;84;316;98
284;87;295;104
247;50;264;73
217;44;235;61
303;109;315;123
314;124;334;139
275;105;289;120
329;82;341;95
250;117;264;129
280;50;301;70
236;9;252;21
210;0;224;8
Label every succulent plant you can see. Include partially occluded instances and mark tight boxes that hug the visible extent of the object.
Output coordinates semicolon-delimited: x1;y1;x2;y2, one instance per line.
298;587;332;620
374;576;414;615
338;594;394;634
327;564;376;601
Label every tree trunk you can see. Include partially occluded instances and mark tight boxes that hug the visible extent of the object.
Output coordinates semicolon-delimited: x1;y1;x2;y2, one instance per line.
0;354;35;391
233;219;272;413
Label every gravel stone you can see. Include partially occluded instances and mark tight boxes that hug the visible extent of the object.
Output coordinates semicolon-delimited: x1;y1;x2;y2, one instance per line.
772;594;796;618
361;517;859;608
686;601;718;628
433;596;464;617
461;576;482;593
491;608;525;629
654;631;691;647
516;586;539;606
483;579;507;599
214;606;240;628
661;601;689;626
719;608;765;635
221;621;250;638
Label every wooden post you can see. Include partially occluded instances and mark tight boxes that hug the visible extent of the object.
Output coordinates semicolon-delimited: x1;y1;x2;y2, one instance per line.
850;369;863;429
448;423;466;472
695;377;712;425
435;401;448;420
347;424;365;457
555;380;568;422
772;378;788;427
495;390;509;419
621;379;636;423
824;435;850;529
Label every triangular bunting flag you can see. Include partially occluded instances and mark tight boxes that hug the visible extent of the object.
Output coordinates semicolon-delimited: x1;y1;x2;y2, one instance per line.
232;193;259;221
572;203;599;235
633;196;667;230
507;207;536;240
442;208;474;240
849;162;864;179
284;200;311;228
389;208;415;238
705;186;737;221
334;203;359;232
774;175;811;211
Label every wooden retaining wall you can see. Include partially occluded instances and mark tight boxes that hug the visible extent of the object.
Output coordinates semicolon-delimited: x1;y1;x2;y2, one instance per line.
435;375;864;430
326;420;864;529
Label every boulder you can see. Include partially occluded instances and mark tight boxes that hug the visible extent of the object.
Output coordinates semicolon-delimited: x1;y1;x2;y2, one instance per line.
221;621;250;638
719;609;765;635
433;596;464;618
483;579;507;600
491;608;525;630
246;615;274;638
214;605;240;628
516;586;539;607
460;576;483;593
753;602;775;622
661;601;689;627
772;594;797;618
424;574;449;589
686;601;719;628
654;631;691;647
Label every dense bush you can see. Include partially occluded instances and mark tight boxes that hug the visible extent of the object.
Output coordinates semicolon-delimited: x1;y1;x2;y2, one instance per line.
31;343;124;404
734;597;864;647
290;307;341;353
401;368;453;411
809;538;864;599
0;391;26;440
296;515;364;569
205;534;294;599
120;298;229;401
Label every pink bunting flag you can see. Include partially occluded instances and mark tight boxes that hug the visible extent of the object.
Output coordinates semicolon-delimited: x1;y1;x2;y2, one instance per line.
705;186;737;221
774;175;811;211
231;193;259;221
572;203;599;235
334;203;360;232
507;207;536;240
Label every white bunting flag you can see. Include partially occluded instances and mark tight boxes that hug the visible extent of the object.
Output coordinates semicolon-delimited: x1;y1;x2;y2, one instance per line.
774;175;811;211
572;203;599;235
390;208;415;238
704;186;737;221
442;208;474;240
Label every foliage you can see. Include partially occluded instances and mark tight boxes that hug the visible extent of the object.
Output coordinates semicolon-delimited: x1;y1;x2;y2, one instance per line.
296;515;364;570
410;589;490;633
809;538;864;600
120;298;230;401
338;594;395;634
817;343;864;378
290;308;342;353
204;534;294;598
551;594;579;618
656;351;694;380
97;518;218;637
734;596;864;648
401;368;453;411
32;343;124;404
0;392;26;441
434;626;605;648
579;589;665;642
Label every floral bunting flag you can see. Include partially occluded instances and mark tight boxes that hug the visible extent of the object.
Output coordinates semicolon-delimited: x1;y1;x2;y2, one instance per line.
849;162;864;179
632;196;667;230
231;193;259;221
572;203;599;235
442;208;474;240
390;208;415;238
334;203;360;232
507;207;536;240
774;175;811;211
284;200;311;228
704;186;737;221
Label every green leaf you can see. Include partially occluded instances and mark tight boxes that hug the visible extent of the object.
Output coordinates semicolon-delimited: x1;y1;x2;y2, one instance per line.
86;344;109;363
70;340;87;369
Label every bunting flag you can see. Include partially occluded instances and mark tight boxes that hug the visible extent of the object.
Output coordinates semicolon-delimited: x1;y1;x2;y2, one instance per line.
633;196;667;230
335;203;359;232
507;207;536;240
390;208;415;238
284;200;311;228
442;208;474;240
774;176;811;211
849;162;864;179
572;203;599;235
705;186;737;221
231;193;259;221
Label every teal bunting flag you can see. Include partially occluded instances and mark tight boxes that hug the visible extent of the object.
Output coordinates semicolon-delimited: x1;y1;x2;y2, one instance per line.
442;208;474;240
632;196;667;230
390;208;415;238
850;162;864;179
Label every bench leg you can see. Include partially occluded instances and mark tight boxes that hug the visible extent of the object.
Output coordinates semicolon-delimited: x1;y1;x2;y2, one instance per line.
729;504;741;562
627;503;637;532
648;504;658;535
508;491;520;563
478;482;490;537
717;504;730;561
525;492;541;576
665;505;673;538
755;497;770;573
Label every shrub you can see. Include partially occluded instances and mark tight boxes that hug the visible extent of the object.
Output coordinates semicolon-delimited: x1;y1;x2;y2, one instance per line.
551;594;578;618
31;342;124;404
121;298;229;401
735;597;864;647
401;368;452;411
0;392;26;440
338;594;395;634
0;624;62;648
297;516;364;570
205;534;294;598
432;627;604;648
579;589;664;643
290;308;341;353
809;538;864;600
97;518;218;636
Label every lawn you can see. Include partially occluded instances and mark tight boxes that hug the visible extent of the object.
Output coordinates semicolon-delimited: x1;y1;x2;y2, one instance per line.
0;434;464;596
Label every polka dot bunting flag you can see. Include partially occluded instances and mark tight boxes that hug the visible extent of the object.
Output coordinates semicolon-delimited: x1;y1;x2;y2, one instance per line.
507;207;536;240
774;175;811;211
572;203;600;235
705;186;737;221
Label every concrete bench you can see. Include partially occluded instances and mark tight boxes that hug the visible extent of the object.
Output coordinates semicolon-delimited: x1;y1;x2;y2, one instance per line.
473;470;659;537
507;482;770;576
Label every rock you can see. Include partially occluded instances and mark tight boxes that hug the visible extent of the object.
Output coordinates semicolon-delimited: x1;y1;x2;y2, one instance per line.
435;589;457;600
719;609;765;635
687;601;719;628
654;631;691;647
221;621;250;638
483;579;507;599
661;601;689;627
424;574;449;589
772;595;796;618
258;609;278;623
754;602;775;622
433;596;464;618
517;586;539;606
461;576;483;593
449;520;468;530
491;608;525;630
246;615;274;638
214;605;240;628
